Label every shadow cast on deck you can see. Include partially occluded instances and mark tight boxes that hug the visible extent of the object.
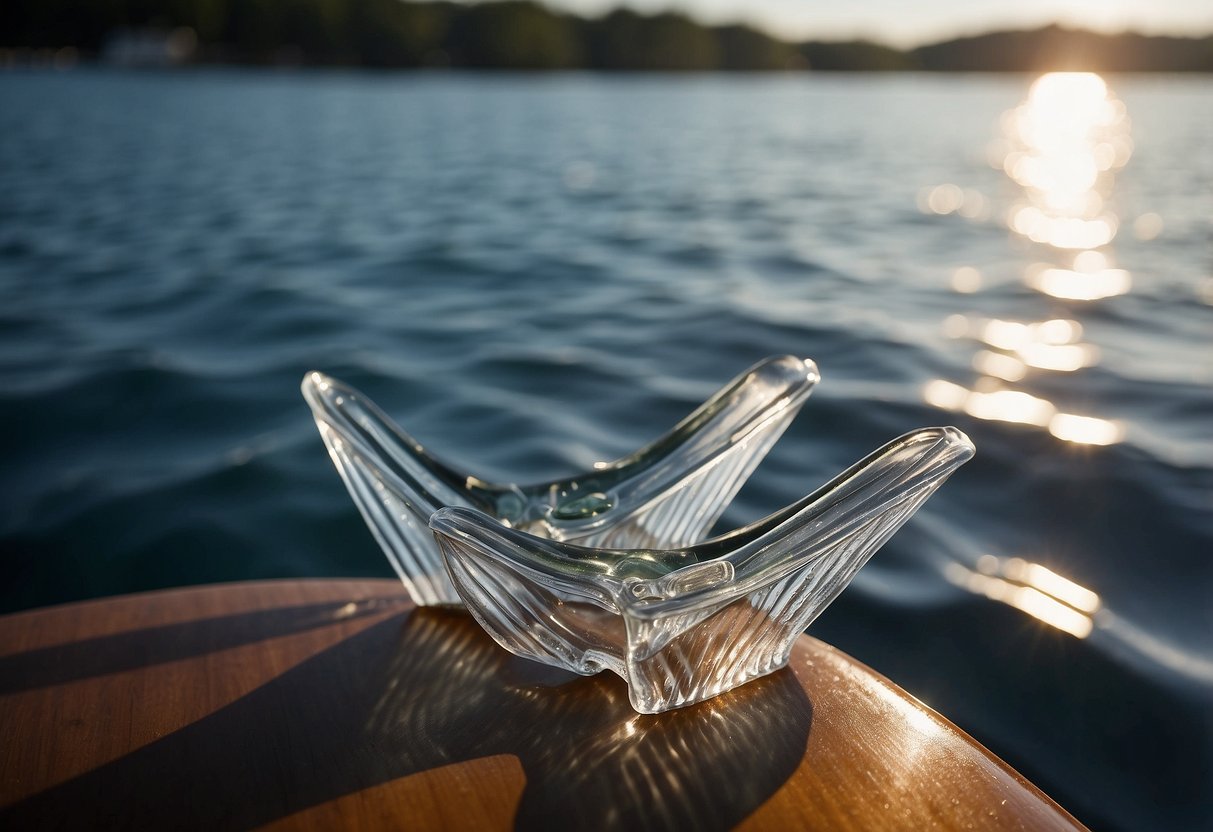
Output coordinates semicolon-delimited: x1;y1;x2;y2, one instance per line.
2;607;813;830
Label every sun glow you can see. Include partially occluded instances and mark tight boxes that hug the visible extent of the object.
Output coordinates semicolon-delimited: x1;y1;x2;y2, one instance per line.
1002;72;1130;253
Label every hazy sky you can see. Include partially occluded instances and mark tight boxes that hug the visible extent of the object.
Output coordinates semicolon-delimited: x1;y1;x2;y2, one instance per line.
548;0;1213;46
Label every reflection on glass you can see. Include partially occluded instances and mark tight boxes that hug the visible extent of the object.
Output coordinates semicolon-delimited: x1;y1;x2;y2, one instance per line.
944;555;1100;638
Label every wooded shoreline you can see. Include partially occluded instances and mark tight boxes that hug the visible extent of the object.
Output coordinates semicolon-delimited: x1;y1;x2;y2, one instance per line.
4;1;1212;72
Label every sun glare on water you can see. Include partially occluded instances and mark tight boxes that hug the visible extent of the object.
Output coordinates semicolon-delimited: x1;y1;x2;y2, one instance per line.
1003;72;1131;251
922;71;1133;449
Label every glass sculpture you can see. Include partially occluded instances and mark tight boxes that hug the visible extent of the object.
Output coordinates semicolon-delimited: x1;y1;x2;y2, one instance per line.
303;356;820;606
429;427;974;713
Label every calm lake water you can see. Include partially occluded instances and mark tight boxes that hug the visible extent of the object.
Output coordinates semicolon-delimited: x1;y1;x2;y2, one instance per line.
1;69;1210;830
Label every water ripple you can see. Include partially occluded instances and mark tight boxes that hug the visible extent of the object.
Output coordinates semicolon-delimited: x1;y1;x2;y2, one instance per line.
0;70;1209;832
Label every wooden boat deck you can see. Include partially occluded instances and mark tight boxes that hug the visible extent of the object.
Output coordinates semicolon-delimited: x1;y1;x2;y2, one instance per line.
0;579;1086;830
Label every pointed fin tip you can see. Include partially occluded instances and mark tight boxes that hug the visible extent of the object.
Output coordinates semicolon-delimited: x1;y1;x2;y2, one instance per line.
934;425;976;461
301;372;370;423
800;356;819;385
300;370;335;402
891;426;976;473
801;357;821;386
758;354;821;389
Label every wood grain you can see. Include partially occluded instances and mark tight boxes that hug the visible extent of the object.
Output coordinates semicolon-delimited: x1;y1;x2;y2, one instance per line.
0;579;1086;830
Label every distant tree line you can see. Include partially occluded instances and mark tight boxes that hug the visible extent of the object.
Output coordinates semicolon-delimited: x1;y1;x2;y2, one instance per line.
914;26;1213;72
2;0;1211;71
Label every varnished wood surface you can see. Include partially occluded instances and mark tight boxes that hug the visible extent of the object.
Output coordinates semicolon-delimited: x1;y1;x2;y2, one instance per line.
0;579;1086;831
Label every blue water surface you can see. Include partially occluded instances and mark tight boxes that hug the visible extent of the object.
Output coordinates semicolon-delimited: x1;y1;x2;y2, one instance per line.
0;69;1210;831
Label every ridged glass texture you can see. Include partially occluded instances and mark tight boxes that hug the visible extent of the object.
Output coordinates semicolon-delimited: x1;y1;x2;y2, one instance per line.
302;356;820;606
430;427;975;713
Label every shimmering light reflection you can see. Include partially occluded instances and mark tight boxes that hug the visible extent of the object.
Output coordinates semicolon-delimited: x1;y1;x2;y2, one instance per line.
923;380;1123;445
966;388;1055;426
992;557;1101;614
945;315;1092;366
1017;342;1098;372
980;318;1035;350
1048;413;1123;446
945;555;1100;638
1001;72;1130;252
1025;251;1132;300
927;73;1128;448
944;315;1083;348
1027;266;1131;300
1009;206;1117;249
973;350;1026;382
996;317;1080;348
922;379;969;411
924;381;1054;426
951;266;982;294
947;559;1213;682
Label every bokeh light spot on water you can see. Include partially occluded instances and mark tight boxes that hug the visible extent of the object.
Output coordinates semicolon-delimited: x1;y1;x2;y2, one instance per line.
973;350;1026;382
1047;413;1123;446
951;266;982;293
945;555;1099;639
1009;205;1117;249
919;184;988;219
946;554;1213;687
1017;341;1098;372
1132;212;1164;240
1026;264;1131;300
925;183;964;214
924;379;1122;446
942;316;1083;350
